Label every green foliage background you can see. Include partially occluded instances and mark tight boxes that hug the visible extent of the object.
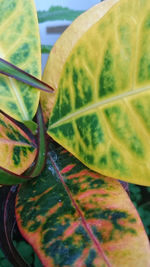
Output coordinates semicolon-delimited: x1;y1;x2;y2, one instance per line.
129;185;150;237
38;6;83;23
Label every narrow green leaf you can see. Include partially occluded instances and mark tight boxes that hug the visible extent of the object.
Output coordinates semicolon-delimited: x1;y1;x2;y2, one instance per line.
29;105;47;177
38;6;83;23
0;58;54;93
15;141;150;266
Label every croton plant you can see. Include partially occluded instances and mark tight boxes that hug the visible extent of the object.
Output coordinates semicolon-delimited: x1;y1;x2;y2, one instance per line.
0;0;150;266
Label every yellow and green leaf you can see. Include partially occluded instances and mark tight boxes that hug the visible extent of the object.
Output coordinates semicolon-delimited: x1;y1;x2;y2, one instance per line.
0;0;41;122
46;0;150;186
0;112;37;175
15;142;150;266
41;0;118;123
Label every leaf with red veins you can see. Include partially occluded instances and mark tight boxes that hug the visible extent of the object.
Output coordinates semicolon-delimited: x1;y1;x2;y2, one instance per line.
15;142;150;267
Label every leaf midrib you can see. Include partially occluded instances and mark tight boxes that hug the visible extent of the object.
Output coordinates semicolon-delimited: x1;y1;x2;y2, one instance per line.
9;78;29;120
49;153;111;267
49;85;150;129
0;139;33;147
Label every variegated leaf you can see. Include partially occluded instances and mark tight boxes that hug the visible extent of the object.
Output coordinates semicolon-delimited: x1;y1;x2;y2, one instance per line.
46;0;150;186
41;0;118;123
0;0;41;122
0;112;37;174
15;142;150;267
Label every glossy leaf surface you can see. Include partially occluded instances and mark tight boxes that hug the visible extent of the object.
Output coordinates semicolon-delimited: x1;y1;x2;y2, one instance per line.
15;142;150;267
41;0;117;123
0;0;41;122
47;0;150;185
0;112;37;174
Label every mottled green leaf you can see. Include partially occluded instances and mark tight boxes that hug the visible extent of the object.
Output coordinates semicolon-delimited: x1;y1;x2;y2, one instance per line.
38;6;83;23
15;142;150;267
41;0;118;123
0;111;37;175
0;0;41;122
46;0;150;186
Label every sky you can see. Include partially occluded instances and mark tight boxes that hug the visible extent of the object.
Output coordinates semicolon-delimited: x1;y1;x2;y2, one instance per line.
35;0;101;11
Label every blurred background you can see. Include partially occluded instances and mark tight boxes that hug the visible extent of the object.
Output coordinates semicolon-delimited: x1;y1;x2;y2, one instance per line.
34;0;101;71
35;0;100;10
